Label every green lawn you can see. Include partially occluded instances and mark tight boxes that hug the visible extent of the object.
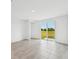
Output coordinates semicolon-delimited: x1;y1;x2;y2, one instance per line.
41;31;55;39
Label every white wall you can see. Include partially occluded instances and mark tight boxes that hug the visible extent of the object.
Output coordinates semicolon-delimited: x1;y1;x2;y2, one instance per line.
11;17;30;42
31;21;41;39
21;20;30;40
55;15;68;44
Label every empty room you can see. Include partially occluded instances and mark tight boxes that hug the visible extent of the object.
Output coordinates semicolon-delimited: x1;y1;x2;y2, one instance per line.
11;0;68;59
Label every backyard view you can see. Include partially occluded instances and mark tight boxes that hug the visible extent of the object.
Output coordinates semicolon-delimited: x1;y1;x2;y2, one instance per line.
41;28;55;39
40;19;55;40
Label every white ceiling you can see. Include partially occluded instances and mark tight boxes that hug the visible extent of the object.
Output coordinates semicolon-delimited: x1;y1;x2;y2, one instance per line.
12;0;68;21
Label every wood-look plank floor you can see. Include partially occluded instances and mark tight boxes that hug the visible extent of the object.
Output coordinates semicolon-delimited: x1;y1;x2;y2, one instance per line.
11;40;68;59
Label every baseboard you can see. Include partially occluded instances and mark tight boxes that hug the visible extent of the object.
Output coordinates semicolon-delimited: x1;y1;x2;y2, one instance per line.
31;38;40;40
56;41;68;46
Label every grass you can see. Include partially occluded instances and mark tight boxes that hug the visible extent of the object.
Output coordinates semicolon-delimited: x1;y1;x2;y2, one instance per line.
41;31;55;39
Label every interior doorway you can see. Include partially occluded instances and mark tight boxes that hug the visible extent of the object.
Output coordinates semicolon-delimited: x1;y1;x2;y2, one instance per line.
41;19;55;40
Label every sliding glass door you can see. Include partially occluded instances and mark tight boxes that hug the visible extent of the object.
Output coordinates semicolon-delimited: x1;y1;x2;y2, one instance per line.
41;19;55;40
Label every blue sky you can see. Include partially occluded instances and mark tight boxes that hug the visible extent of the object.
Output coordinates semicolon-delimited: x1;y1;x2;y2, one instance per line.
40;19;55;29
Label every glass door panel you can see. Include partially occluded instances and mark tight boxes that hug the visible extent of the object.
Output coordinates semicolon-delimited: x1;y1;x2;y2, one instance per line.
41;22;47;40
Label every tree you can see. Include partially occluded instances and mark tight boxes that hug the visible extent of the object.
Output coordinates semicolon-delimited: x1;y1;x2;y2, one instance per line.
41;28;43;31
48;28;55;31
44;29;46;31
51;28;55;31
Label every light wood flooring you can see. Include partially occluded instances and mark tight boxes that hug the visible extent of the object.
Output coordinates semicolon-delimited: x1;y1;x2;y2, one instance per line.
11;40;68;59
